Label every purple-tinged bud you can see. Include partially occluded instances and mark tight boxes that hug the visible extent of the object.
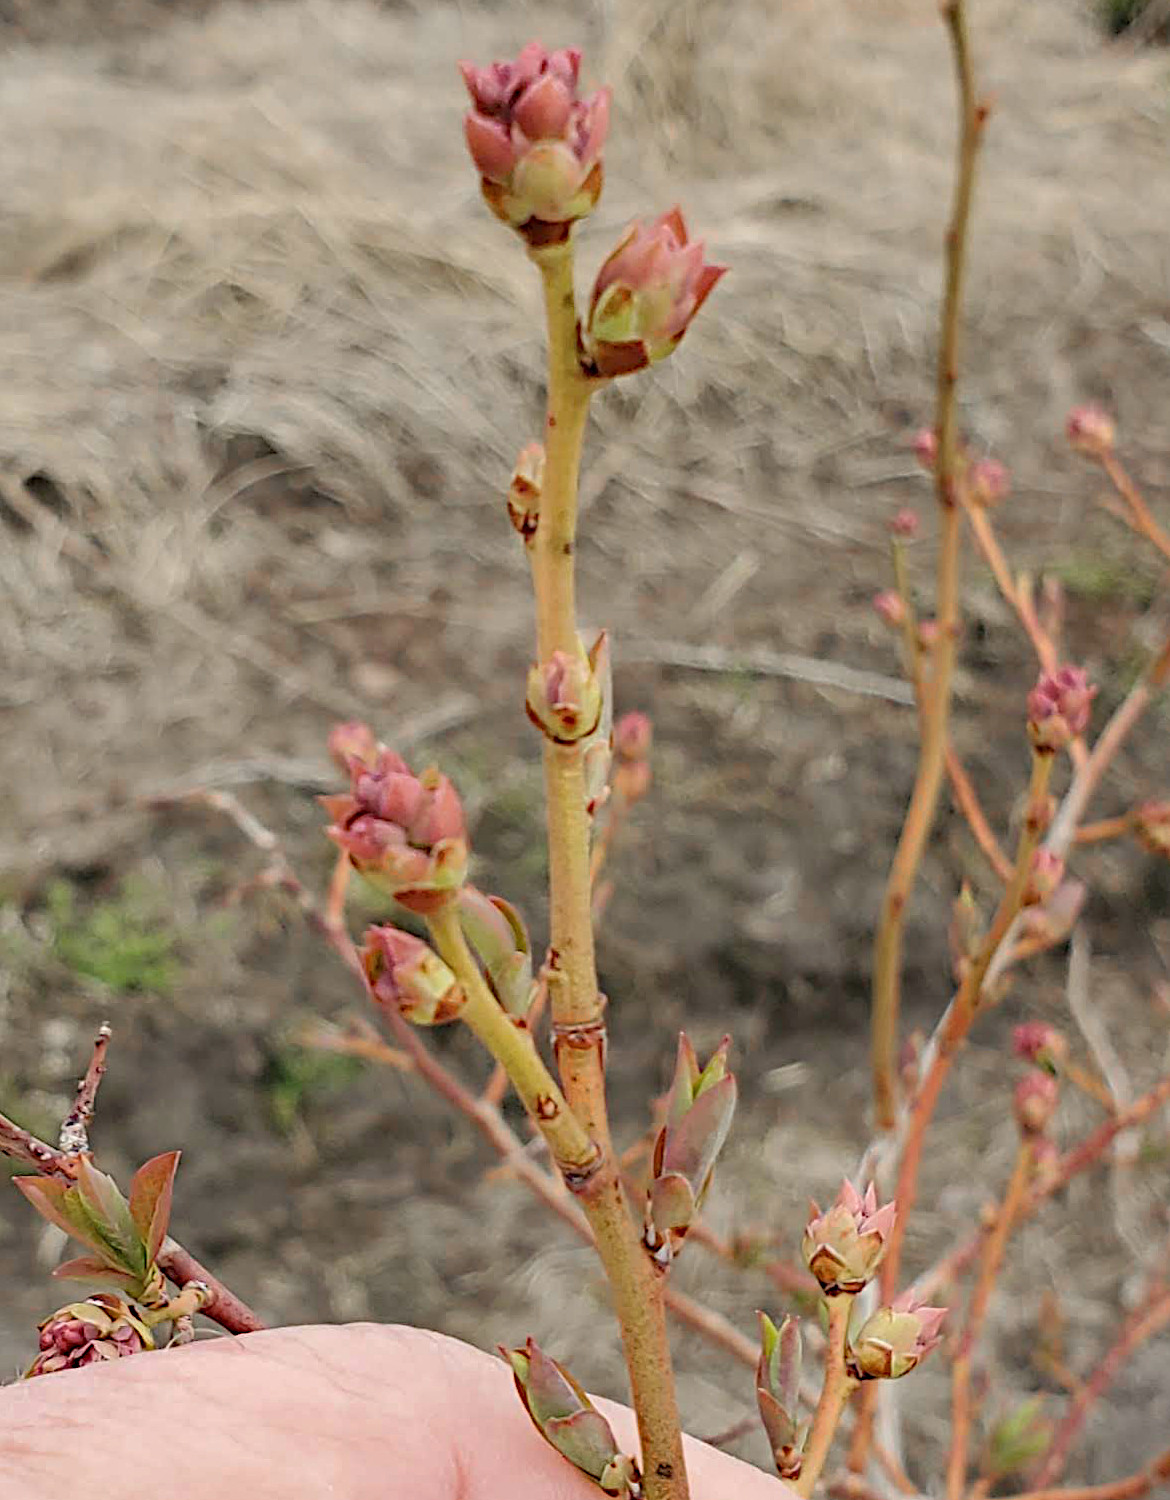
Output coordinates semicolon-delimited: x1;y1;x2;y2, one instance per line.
615;711;652;761
1012;1021;1068;1073
848;1291;946;1380
460;45;610;243
1014;1069;1059;1136
756;1313;806;1480
323;746;468;912
912;429;938;470
507;442;544;542
873;590;906;629
890;508;920;539
968;458;1010;508
1027;665;1096;753
527;634;605;743
362;926;466;1026
26;1295;153;1378
1066;404;1115;457
801;1180;896;1295
1135;800;1170;860
584;208;726;378
1023;849;1065;907
503;1339;641;1496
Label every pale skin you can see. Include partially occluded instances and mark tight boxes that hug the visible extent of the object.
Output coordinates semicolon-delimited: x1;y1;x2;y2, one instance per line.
0;1323;790;1499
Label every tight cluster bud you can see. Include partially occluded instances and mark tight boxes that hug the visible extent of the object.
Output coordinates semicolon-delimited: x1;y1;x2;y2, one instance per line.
322;730;468;913
848;1291;946;1381
460;44;610;243
1066;404;1115;457
27;1294;153;1377
584;209;726;377
1027;666;1096;753
802;1180;896;1295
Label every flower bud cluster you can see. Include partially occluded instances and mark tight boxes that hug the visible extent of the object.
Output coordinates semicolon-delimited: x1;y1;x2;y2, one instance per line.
1066;404;1115;457
363;925;466;1026
322;728;468;913
801;1180;896;1296
612;710;652;805
460;45;610;243
1027;666;1096;753
27;1294;153;1377
847;1291;947;1381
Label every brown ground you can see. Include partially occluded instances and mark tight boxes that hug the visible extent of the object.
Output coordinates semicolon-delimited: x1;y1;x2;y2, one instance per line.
2;0;1169;1483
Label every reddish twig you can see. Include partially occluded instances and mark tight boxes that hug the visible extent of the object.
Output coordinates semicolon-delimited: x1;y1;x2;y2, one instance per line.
1098;451;1170;566
58;1022;112;1155
1032;1288;1170;1489
1011;1449;1170;1500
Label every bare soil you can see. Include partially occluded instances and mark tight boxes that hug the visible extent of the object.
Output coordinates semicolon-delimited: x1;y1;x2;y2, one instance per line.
1;0;1169;1482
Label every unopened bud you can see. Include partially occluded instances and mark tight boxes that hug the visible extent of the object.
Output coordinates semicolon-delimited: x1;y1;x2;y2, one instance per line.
968;458;1010;508
1066;405;1115;457
362;926;466;1025
756;1313;806;1479
507;443;544;542
1027;665;1096;753
849;1291;946;1380
1012;1021;1068;1073
327;721;379;772
1014;1069;1059;1136
912;429;938;470
802;1180;896;1295
527;634;605;743
890;508;920;539
873;590;906;629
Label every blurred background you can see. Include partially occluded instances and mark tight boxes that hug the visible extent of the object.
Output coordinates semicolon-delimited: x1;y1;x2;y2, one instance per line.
2;0;1169;1480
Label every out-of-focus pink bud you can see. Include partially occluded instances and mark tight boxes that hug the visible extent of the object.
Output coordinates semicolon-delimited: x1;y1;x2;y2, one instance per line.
849;1291;946;1381
1014;1069;1059;1136
460;45;610;242
873;590;906;629
1135;801;1170;860
1066;405;1115;457
327;721;379;773
362;926;466;1026
614;711;652;761
584;209;726;378
1012;1021;1068;1073
26;1295;153;1378
1023;849;1065;908
1027;665;1096;753
912;429;938;470
968;458;1010;508
890;508;920;539
507;442;544;542
802;1180;896;1295
323;744;468;912
918;619;940;651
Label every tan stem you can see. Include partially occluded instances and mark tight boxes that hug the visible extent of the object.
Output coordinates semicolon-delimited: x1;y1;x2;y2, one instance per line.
797;1295;860;1496
871;0;987;1129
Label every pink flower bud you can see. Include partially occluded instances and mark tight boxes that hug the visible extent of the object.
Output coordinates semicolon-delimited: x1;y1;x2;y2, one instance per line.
323;745;468;912
802;1180;896;1295
614;711;653;761
873;590;906;629
1014;1070;1059;1136
918;619;940;650
912;429;938;470
527;636;605;742
326;721;379;773
889;508;920;539
1012;1021;1068;1072
584;209;726;378
362;926;466;1026
1023;849;1065;907
26;1295;153;1378
460;45;610;241
1027;665;1096;753
849;1291;946;1381
1066;404;1115;457
968;458;1010;508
